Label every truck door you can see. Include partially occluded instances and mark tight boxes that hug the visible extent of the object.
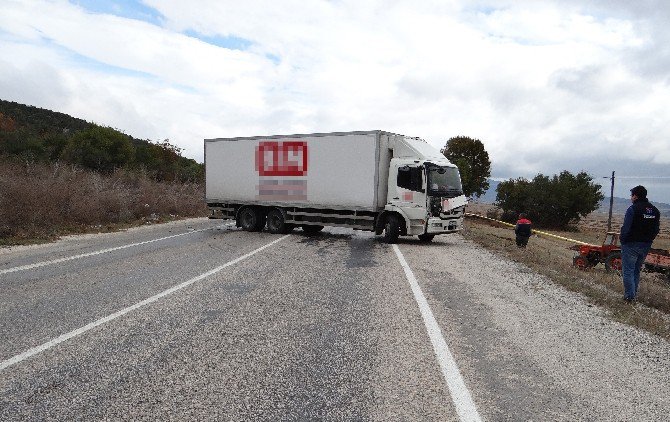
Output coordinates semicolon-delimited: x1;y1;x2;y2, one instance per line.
394;164;426;209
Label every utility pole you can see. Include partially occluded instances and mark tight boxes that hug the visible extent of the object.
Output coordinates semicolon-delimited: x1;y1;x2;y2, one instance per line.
606;171;615;232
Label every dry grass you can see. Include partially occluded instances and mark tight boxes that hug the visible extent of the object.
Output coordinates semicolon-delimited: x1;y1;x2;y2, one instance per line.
0;159;207;245
464;203;670;340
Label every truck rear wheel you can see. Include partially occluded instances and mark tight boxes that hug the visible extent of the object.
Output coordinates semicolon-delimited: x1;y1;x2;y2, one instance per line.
383;214;400;244
266;208;293;234
239;207;265;232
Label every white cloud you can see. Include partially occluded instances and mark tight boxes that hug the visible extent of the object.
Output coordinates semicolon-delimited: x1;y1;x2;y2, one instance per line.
0;0;669;201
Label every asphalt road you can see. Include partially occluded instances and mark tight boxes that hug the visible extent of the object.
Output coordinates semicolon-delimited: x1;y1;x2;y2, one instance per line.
1;218;668;421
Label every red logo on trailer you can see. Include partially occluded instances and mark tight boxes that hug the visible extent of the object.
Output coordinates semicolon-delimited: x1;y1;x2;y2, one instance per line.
255;141;308;201
255;141;308;176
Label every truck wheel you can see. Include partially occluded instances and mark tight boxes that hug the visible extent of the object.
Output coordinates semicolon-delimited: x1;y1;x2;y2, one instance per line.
383;214;400;244
266;208;292;234
302;225;324;233
418;234;435;242
239;207;264;232
605;252;622;274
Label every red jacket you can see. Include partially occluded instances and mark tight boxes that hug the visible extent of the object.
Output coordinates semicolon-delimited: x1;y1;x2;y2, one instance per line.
515;219;532;237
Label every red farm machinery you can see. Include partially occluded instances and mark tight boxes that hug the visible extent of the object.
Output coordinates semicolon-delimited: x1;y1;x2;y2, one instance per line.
570;232;670;281
570;232;622;272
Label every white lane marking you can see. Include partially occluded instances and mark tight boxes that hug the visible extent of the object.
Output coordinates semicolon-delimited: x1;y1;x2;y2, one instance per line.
0;234;289;372
0;223;233;275
393;244;482;422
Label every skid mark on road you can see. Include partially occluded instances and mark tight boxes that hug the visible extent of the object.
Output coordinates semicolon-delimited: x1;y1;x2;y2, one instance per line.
0;234;289;372
0;223;233;276
393;244;482;422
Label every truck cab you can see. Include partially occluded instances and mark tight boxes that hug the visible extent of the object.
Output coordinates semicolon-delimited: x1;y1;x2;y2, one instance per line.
384;158;465;241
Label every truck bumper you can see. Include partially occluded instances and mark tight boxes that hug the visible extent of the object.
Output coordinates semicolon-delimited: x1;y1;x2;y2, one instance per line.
425;216;463;234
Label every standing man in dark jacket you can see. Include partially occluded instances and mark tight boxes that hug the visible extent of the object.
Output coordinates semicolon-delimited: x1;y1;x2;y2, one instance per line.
620;185;660;302
514;213;532;248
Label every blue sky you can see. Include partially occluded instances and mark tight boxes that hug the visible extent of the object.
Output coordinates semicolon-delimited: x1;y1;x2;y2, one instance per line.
1;0;669;202
72;0;163;26
73;0;254;50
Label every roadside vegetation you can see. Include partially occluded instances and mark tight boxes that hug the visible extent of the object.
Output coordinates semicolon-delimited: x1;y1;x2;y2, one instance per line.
464;204;670;340
494;171;604;229
0;100;206;245
0;159;206;244
441;135;602;231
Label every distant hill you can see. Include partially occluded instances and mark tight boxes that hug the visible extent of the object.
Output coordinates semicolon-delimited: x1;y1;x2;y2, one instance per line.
473;179;499;204
596;197;670;218
472;178;670;217
0;99;203;182
0;99;91;134
595;197;630;215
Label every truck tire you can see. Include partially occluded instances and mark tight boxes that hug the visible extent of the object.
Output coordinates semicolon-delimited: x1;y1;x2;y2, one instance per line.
605;252;622;274
418;234;435;242
383;214;400;244
301;225;324;233
239;207;265;232
266;208;293;234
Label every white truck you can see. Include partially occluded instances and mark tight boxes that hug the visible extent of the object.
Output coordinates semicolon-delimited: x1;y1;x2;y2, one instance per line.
205;130;466;243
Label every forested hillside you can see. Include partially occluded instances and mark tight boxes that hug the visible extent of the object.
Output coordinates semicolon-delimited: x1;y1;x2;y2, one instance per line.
0;99;203;182
0;99;206;244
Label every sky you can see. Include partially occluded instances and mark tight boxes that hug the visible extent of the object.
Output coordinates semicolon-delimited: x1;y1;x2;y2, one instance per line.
1;0;669;204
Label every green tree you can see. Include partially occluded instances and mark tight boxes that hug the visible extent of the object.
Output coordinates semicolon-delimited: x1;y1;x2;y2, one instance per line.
441;136;491;198
0;128;46;160
495;170;604;229
152;139;182;182
133;139;204;182
61;125;135;173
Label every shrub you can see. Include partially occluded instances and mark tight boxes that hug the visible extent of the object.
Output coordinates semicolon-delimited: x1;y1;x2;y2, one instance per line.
0;158;206;241
495;171;604;229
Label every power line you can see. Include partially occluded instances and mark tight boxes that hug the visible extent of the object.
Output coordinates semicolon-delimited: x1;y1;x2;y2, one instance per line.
607;176;670;179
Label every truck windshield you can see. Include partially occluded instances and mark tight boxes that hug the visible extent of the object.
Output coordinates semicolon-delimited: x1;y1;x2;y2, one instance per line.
427;166;463;197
